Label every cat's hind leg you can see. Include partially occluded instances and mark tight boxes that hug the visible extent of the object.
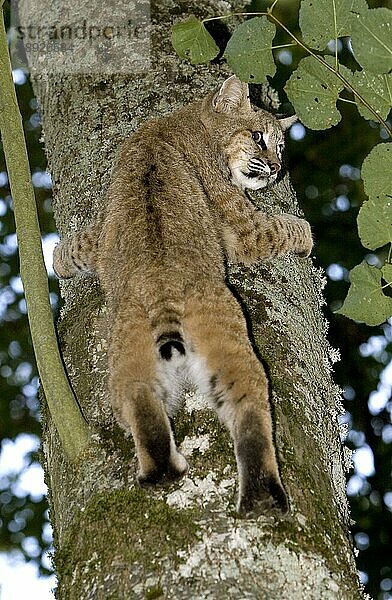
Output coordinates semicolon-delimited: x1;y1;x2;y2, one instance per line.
109;303;188;484
183;284;288;516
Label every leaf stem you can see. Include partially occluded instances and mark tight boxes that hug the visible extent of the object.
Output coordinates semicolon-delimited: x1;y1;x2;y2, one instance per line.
384;74;392;107
0;10;91;461
337;97;357;105
202;12;269;23
332;0;339;71
269;0;280;13
271;43;297;50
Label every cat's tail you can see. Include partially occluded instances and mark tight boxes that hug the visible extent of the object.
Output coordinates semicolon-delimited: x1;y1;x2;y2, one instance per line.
147;298;186;361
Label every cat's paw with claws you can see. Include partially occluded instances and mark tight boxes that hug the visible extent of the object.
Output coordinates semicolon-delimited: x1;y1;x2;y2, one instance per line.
237;474;289;518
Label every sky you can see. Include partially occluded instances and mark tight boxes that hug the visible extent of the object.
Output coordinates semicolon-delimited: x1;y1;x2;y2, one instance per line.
0;237;57;600
0;434;55;599
0;553;55;600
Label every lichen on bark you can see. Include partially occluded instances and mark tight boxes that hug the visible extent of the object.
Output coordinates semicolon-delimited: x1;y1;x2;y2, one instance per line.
18;0;363;597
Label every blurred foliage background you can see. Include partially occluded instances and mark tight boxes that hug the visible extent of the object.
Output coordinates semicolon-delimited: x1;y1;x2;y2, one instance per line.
0;0;391;598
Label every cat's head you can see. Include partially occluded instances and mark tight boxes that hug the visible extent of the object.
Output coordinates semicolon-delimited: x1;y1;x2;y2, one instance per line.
205;75;297;191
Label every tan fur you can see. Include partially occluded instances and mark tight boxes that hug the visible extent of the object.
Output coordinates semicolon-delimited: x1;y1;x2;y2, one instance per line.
53;76;313;515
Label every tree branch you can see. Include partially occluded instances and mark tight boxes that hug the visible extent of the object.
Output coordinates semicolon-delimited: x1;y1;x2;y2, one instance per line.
0;12;91;460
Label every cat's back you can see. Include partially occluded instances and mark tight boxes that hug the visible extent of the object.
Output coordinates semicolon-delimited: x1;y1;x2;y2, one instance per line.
98;107;225;294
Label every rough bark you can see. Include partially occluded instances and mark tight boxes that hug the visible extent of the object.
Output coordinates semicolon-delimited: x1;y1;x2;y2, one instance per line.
20;0;362;598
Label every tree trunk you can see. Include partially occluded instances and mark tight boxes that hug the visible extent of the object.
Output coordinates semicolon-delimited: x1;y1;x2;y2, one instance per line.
20;1;362;598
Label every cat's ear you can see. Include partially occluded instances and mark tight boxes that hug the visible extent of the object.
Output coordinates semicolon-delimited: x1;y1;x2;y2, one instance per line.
212;75;251;114
279;114;298;130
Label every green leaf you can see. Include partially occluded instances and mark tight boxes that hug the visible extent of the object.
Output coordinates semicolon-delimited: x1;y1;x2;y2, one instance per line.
361;142;392;200
350;7;392;73
299;0;368;51
349;71;392;121
172;16;219;65
284;56;344;129
336;261;392;325
357;197;392;250
357;143;392;249
224;17;276;83
382;264;392;285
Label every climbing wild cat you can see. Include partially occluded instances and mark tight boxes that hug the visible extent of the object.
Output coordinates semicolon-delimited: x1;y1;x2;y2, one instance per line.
53;76;313;515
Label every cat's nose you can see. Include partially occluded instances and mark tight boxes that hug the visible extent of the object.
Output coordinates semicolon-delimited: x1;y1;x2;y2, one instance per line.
268;162;281;174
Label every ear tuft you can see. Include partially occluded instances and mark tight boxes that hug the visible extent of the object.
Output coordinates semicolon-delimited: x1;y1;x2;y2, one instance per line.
212;75;251;114
279;114;298;131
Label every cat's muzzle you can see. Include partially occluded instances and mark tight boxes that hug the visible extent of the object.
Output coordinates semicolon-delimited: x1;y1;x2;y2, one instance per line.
242;157;279;182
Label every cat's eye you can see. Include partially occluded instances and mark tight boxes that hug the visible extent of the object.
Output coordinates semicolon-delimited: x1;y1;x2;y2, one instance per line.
252;131;263;143
251;131;267;150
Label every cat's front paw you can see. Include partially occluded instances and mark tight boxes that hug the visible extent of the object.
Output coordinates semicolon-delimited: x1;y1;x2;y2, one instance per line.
294;218;313;258
53;242;74;279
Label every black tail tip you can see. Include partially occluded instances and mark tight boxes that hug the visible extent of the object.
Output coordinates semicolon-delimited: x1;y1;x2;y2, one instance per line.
157;332;185;360
160;340;185;360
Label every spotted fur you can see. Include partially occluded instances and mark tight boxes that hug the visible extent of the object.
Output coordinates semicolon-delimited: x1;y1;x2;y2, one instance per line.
53;76;313;515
